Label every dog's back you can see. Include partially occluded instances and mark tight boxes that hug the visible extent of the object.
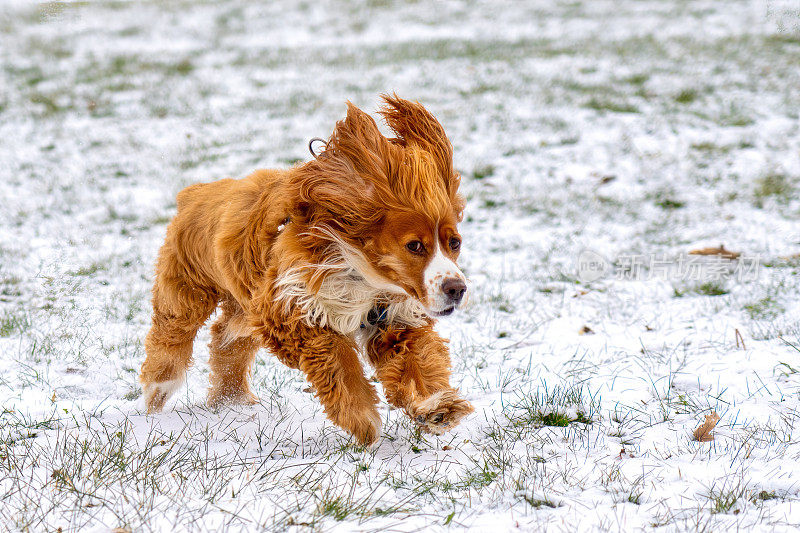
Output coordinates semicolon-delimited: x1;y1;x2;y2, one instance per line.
164;170;287;296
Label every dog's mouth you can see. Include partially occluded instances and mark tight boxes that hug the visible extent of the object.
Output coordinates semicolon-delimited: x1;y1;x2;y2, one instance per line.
431;306;455;317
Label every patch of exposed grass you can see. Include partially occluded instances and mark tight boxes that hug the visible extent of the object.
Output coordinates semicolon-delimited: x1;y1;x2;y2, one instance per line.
314;483;413;523
695;281;728;296
1;275;23;300
456;463;499;490
753;173;794;207
0;310;31;337
675;88;698;104
744;295;784;320
279;156;305;166
627;491;642;505
319;496;352;521
752;490;779;502
173;58;194;76
622;73;649;86
709;481;747;514
506;384;597;431
655;198;685;210
673;281;729;297
68;262;105;277
648;189;685;210
690;140;754;154
765;33;800;46
522;495;559;508
472;164;495;180
584;97;639;114
718;104;755;127
29;92;67;115
147;214;172;226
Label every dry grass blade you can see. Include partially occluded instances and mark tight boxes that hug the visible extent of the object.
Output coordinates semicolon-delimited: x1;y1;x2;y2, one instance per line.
688;245;740;260
693;412;721;442
734;329;745;350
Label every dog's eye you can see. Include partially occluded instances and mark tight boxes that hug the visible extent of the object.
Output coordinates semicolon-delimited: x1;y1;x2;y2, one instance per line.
449;237;461;251
406;241;425;254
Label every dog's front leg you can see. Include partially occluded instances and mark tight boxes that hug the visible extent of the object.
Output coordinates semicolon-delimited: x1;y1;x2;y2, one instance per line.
265;325;381;446
367;324;474;435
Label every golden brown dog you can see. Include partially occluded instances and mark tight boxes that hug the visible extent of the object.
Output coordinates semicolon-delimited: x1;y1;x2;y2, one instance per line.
139;94;474;445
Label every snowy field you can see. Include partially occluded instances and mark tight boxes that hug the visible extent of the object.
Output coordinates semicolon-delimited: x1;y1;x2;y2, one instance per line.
1;1;800;531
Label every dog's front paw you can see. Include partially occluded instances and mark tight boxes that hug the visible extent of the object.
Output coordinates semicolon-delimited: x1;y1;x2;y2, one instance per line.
407;389;474;435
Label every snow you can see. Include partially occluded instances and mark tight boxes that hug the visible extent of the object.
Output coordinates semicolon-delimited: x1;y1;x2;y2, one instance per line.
1;0;799;531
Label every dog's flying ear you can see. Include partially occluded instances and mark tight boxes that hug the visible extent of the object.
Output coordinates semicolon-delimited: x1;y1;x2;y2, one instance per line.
379;93;455;190
291;103;395;233
328;102;398;180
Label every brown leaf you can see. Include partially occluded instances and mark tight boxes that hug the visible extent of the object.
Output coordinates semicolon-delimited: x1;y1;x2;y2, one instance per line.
689;245;740;260
579;325;595;335
693;412;721;442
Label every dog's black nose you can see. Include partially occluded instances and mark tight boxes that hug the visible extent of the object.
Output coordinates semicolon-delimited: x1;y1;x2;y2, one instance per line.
441;278;466;303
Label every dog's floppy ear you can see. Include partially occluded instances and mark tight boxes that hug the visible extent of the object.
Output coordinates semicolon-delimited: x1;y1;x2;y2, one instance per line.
291;102;398;234
379;93;455;191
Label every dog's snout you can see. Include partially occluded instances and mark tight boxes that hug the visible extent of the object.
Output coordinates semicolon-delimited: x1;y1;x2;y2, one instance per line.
441;278;466;303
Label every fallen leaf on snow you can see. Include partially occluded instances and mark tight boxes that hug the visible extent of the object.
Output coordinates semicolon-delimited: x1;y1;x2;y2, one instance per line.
693;412;721;442
688;244;740;260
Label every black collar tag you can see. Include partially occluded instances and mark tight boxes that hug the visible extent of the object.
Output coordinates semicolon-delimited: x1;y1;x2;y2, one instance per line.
361;304;389;328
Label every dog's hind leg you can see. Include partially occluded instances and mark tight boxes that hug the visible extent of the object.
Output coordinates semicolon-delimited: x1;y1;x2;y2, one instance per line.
140;251;217;413
207;298;261;407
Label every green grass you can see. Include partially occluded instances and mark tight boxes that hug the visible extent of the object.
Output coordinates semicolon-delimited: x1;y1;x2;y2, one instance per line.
522;495;559;508
744;295;784;320
695;281;729;296
319;496;352;521
456;463;499;490
655;198;685;210
627;491;642;505
718;104;755;127
622;73;649;86
1;275;23;300
752;490;779;502
506;385;597;430
753;173;794;207
0;310;30;337
584;97;639;114
673;281;729;298
649;189;686;210
709;481;747;514
68;262;105;277
675;88;698;104
472;164;495;180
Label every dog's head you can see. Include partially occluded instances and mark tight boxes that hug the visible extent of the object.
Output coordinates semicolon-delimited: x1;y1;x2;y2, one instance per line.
292;94;466;317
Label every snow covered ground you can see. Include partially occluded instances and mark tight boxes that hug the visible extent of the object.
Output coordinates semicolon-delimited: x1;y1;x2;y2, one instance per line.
1;0;799;531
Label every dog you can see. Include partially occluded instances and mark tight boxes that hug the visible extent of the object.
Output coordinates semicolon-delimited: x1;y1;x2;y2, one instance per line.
139;94;474;445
